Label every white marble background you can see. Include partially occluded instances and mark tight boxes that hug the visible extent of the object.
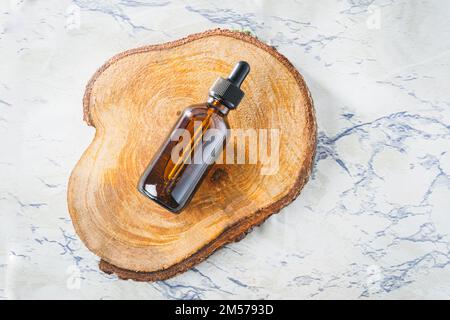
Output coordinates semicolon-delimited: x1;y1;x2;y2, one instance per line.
1;0;450;299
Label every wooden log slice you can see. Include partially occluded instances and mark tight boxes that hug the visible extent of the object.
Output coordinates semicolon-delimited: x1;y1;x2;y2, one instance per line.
68;28;316;281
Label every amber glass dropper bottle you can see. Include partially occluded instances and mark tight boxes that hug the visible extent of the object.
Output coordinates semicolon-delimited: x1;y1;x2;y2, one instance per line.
138;61;251;213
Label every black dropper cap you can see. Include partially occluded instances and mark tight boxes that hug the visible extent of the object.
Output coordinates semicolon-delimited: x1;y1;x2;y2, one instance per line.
209;61;250;109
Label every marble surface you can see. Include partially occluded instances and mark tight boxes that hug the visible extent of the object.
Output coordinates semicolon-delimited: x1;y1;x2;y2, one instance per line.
1;0;450;299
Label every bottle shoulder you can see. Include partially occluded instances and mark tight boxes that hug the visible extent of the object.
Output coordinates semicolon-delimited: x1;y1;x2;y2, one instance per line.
181;103;209;118
181;103;229;125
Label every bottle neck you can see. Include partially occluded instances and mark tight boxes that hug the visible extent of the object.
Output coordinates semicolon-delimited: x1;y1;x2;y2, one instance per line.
207;97;231;116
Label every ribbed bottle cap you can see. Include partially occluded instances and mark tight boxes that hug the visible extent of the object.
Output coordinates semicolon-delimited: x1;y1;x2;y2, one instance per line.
209;61;250;109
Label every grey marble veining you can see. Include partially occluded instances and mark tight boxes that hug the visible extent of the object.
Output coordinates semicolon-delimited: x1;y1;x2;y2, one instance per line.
1;0;450;299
